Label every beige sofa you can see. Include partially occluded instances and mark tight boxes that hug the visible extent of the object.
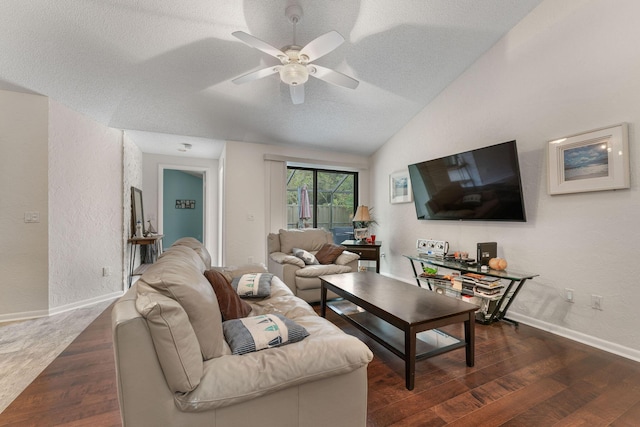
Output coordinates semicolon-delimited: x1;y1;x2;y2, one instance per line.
112;237;372;427
267;228;359;302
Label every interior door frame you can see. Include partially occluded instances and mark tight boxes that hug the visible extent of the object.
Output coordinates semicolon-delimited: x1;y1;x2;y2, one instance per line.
158;164;213;250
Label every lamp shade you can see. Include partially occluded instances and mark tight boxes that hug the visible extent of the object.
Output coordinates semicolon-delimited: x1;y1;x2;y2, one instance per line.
353;205;371;222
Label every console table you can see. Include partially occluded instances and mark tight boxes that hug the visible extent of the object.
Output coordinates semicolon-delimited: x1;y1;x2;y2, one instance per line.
128;235;163;287
341;240;381;273
404;254;538;325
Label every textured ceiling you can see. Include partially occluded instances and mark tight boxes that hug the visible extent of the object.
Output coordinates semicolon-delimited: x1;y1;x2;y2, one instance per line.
0;0;542;158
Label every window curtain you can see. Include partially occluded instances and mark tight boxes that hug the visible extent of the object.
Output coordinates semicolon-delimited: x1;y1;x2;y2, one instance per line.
264;159;287;233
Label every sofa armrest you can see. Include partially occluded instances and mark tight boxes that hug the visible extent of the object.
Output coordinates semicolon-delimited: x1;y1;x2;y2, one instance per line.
112;287;179;426
335;250;359;266
269;252;305;268
268;255;300;295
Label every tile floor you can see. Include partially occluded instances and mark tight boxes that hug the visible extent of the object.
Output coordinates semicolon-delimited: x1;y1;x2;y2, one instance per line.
0;300;114;413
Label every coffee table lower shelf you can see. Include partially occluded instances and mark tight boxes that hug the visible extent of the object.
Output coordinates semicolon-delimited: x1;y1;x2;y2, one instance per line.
328;301;467;362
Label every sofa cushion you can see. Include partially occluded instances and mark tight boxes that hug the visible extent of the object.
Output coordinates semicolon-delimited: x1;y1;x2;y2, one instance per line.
135;292;203;393
292;248;319;265
138;256;225;360
172;237;212;269
222;314;309;355
204;270;252;320
159;245;206;273
294;264;352;278
211;263;269;279
315;243;346;264
231;273;273;298
278;228;330;254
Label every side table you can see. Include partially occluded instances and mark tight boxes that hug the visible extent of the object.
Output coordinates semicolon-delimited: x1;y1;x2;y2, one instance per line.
340;240;381;273
128;234;164;287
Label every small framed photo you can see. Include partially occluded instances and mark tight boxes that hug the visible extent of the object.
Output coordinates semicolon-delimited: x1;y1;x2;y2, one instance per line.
390;170;413;204
175;199;196;209
547;123;629;195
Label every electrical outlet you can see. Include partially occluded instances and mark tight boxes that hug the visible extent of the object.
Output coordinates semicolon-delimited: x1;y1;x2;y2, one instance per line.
416;239;448;256
565;288;574;303
591;294;603;310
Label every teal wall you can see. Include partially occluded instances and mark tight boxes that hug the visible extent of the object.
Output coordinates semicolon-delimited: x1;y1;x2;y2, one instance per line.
163;169;203;247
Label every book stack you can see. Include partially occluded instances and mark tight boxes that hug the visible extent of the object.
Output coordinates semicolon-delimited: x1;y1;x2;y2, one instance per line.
462;273;504;297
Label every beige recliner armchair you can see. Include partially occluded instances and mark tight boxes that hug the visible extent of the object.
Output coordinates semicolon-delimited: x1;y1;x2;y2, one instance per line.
267;228;359;302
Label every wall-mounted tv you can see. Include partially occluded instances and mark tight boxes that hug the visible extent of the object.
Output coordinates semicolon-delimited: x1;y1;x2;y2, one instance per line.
408;140;527;221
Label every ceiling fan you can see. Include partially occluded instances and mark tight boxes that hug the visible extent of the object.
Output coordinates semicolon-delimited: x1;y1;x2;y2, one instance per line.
231;4;359;105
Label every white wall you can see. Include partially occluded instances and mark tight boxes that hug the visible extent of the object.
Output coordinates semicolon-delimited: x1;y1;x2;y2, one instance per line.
48;100;123;309
0;90;125;320
223;141;369;267
142;153;218;262
0;90;49;318
370;0;640;359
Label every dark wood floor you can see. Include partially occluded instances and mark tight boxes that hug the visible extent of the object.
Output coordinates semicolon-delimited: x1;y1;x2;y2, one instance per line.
2;303;640;426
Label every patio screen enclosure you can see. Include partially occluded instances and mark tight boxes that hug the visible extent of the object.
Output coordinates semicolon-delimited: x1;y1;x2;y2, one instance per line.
286;167;358;243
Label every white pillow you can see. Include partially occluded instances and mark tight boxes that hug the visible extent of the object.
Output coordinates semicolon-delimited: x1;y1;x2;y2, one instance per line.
230;273;273;298
223;314;309;355
292;248;319;265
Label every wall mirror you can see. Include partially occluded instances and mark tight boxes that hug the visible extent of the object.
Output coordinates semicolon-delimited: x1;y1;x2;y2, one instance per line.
131;186;145;237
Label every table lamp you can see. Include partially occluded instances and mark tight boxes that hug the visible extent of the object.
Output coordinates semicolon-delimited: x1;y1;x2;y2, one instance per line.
353;205;371;242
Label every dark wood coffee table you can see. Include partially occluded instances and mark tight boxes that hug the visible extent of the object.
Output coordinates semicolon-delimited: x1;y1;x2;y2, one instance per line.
320;272;477;390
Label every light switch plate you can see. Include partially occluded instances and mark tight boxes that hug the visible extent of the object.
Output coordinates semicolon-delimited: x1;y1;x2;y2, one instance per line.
24;211;40;223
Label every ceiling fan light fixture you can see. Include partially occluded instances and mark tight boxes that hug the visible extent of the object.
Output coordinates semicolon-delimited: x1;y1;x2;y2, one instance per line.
230;3;358;103
280;62;308;85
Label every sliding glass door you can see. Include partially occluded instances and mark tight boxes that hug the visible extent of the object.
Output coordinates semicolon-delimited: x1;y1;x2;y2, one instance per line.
286;167;358;243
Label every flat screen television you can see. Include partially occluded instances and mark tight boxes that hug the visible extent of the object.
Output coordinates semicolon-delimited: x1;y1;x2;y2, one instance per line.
408;140;526;221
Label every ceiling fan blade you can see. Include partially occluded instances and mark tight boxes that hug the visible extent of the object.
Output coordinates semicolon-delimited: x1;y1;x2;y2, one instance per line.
309;65;359;89
299;31;344;62
290;84;305;104
232;31;286;60
232;66;280;85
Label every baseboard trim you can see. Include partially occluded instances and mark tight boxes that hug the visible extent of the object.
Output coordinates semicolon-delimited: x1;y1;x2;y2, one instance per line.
49;291;123;316
383;272;640;363
0;308;50;323
0;291;123;324
505;312;640;363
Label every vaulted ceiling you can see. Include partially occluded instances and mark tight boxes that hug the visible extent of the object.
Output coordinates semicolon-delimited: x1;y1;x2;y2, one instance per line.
0;0;542;157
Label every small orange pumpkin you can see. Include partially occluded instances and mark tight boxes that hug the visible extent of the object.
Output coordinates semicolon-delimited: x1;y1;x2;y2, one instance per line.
488;258;508;271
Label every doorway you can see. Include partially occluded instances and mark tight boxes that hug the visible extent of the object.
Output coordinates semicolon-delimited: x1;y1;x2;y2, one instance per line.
158;165;210;249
